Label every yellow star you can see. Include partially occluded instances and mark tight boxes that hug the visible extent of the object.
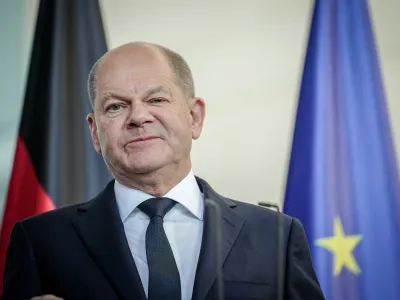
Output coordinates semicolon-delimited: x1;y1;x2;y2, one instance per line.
315;217;362;276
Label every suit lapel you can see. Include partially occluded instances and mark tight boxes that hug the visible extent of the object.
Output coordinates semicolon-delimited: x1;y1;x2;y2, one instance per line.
71;180;147;300
192;177;245;300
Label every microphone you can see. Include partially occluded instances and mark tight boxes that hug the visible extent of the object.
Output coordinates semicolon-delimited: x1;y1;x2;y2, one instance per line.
206;199;224;300
258;202;284;300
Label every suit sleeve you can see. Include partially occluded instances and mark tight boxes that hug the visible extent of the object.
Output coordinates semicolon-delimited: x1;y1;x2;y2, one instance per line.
284;217;325;300
0;221;42;300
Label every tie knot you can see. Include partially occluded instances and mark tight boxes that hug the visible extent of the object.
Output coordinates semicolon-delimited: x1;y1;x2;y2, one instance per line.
138;197;176;219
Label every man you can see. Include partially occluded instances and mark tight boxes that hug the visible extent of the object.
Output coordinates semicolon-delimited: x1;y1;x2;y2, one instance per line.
1;42;324;300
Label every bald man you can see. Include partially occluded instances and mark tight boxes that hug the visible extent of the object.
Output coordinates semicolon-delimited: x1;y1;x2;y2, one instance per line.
0;42;324;300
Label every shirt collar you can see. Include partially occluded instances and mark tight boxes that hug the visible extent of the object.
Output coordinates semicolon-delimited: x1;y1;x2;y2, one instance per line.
114;170;204;222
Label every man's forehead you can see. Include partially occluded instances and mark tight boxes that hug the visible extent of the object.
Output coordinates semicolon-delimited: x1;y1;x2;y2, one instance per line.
96;54;173;87
100;83;171;96
99;43;168;72
98;73;173;90
96;50;174;84
98;58;169;78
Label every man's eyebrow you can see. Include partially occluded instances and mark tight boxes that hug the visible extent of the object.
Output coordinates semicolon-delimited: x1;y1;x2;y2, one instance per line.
142;86;170;99
99;92;130;102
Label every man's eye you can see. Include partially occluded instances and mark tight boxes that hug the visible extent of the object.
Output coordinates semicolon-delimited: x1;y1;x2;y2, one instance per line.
149;98;165;103
108;104;121;111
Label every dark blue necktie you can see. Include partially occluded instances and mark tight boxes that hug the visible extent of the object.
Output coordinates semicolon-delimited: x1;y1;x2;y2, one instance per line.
138;197;181;300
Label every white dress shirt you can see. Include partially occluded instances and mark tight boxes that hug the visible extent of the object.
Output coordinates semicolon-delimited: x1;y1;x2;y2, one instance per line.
114;170;204;300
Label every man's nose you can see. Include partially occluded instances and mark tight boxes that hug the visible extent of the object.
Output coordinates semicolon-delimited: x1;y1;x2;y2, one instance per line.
127;102;154;127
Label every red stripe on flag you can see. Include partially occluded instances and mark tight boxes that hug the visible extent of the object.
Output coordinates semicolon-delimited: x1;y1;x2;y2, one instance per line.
0;137;55;291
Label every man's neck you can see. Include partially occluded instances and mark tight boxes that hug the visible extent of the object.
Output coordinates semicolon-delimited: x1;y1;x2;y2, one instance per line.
116;162;192;197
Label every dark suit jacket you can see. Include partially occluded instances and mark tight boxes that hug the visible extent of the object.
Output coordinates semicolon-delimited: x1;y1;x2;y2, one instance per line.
0;177;324;300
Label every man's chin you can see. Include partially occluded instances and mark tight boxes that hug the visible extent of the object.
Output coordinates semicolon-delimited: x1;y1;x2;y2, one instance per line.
124;160;165;175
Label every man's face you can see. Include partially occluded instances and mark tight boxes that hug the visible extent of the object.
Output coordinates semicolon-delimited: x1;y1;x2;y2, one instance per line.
87;45;205;177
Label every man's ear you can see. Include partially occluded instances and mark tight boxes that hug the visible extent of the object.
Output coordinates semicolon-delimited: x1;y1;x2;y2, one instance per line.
87;113;102;154
190;97;206;140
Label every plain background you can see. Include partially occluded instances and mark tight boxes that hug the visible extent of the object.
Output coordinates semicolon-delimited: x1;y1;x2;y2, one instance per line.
0;0;399;220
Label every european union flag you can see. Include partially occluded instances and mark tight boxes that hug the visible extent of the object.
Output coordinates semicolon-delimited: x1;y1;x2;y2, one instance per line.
283;1;400;299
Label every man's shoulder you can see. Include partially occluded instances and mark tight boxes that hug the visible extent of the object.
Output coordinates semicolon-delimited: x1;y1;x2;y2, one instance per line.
226;197;288;218
18;199;94;230
222;196;295;229
19;181;114;229
197;176;295;229
220;197;307;247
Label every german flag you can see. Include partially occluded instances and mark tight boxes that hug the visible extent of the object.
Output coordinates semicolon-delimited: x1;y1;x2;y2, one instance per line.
0;0;112;291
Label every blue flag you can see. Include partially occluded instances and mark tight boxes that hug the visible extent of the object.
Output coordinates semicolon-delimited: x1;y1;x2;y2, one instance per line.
283;1;400;299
